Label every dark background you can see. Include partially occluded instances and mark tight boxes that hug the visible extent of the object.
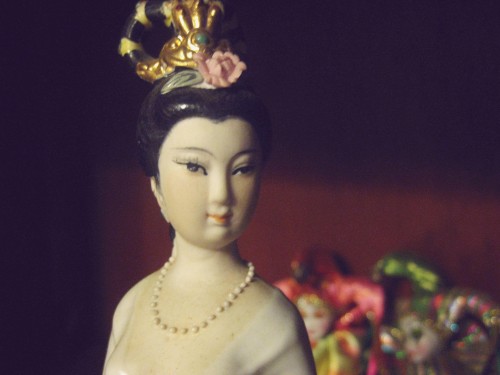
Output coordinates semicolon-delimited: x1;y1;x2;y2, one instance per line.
5;0;500;373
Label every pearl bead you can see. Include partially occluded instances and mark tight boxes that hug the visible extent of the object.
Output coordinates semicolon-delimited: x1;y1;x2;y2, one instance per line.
152;256;255;335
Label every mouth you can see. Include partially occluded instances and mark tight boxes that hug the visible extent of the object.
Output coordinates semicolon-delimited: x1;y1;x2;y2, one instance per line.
207;213;233;224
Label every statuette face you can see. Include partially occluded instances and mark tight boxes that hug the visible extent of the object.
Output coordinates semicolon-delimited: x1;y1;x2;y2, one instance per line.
152;117;262;249
297;295;335;344
399;315;442;364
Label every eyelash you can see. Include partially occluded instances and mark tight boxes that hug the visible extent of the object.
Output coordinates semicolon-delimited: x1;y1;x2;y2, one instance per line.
174;159;256;176
232;165;256;176
174;159;208;175
186;162;207;175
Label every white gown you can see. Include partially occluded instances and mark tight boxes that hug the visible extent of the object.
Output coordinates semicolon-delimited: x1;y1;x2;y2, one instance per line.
104;279;316;375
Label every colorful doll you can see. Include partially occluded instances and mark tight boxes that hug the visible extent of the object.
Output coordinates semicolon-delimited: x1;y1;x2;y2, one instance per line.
295;289;337;347
275;248;385;375
103;1;316;374
275;279;363;375
375;252;500;375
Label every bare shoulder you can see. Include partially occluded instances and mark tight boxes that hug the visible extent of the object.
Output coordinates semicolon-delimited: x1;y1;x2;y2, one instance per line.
249;277;305;331
110;273;156;337
251;277;299;311
236;278;316;374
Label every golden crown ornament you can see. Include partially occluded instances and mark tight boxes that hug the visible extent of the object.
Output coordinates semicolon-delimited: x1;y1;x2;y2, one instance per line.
119;0;244;83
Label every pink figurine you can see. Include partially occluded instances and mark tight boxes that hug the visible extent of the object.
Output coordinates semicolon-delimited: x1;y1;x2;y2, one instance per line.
275;247;385;375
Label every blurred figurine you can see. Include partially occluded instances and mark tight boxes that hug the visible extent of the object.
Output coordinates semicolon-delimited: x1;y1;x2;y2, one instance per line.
295;290;337;347
276;247;385;375
375;252;500;375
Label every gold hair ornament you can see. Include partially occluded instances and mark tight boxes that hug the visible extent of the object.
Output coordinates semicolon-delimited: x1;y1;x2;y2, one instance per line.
119;0;244;84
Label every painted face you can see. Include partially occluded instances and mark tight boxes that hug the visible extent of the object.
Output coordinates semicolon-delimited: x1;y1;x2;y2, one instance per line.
400;315;442;364
153;117;262;250
297;295;335;344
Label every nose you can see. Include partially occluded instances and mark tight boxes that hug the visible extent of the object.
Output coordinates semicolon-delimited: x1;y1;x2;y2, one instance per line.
208;169;232;206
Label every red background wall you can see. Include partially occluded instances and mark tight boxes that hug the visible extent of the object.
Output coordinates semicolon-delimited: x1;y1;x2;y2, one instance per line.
98;165;500;331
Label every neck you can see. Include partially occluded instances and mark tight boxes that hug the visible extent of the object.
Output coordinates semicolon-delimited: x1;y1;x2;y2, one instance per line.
167;236;245;284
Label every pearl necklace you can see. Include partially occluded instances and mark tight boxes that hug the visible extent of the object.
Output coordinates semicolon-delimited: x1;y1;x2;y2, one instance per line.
151;255;255;334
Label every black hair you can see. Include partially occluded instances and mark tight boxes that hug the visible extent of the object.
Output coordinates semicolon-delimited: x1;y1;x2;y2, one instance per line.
137;78;273;178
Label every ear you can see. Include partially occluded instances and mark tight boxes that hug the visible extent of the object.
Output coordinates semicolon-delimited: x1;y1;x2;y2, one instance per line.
150;177;163;205
150;178;169;222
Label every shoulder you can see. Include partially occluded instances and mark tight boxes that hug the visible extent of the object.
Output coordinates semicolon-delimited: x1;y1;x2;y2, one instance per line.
110;273;155;340
251;278;303;324
237;279;316;374
104;273;156;365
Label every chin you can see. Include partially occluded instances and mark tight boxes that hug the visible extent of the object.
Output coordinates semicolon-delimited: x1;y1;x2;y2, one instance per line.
207;227;246;246
191;232;241;250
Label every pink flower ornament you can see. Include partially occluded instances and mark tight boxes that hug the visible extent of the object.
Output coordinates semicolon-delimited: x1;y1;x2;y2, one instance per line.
194;51;247;87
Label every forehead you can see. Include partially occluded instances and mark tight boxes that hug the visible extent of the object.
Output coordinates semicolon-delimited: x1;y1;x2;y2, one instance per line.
161;117;259;152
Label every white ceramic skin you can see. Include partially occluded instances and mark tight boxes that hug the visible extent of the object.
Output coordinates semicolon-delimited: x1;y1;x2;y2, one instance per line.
103;117;315;375
152;117;262;259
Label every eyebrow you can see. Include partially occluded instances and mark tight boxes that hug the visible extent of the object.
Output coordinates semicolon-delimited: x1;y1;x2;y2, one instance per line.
172;147;260;158
234;148;260;157
172;147;213;156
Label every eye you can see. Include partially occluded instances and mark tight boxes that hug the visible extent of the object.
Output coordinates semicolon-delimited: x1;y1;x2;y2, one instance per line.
174;159;208;175
410;327;423;340
186;162;207;175
314;310;327;318
232;165;256;176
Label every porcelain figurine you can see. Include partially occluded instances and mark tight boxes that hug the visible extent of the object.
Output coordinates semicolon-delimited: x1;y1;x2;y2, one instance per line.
103;1;315;374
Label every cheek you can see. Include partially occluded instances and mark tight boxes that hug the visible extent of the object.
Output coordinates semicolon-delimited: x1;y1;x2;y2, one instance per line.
162;177;206;217
321;316;331;329
235;178;260;210
317;316;332;333
304;316;331;342
306;315;329;330
232;188;259;231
